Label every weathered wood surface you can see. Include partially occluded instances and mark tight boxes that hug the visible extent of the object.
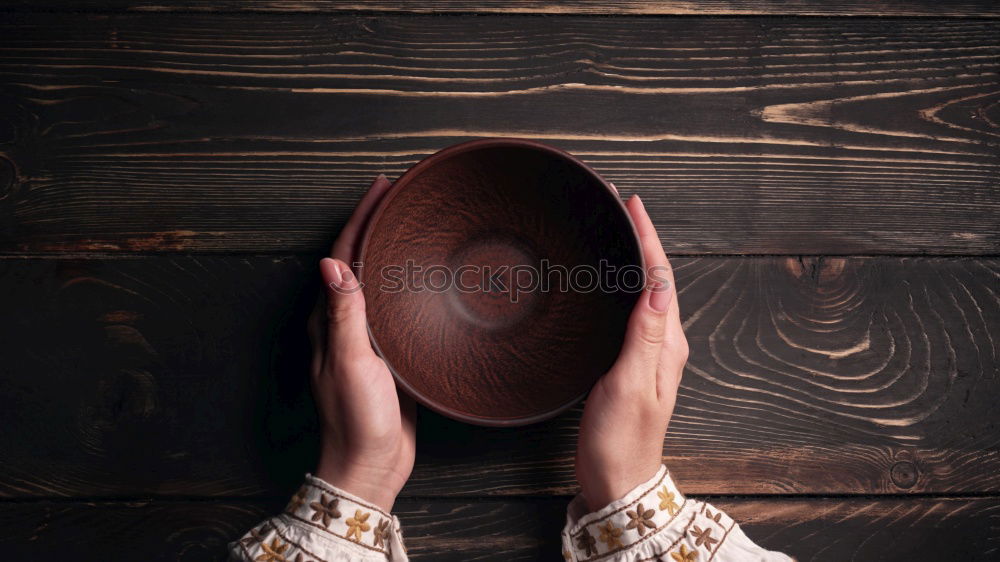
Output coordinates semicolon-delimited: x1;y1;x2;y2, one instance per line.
1;15;997;255
2;255;996;498
1;6;998;560
1;497;997;561
2;0;999;17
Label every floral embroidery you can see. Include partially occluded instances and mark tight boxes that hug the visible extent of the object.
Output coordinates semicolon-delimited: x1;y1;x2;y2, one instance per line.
671;544;698;561
286;489;306;514
309;493;341;528
255;538;288;562
705;509;722;524
345;509;371;542
690;525;719;549
625;502;656;536
373;518;390;548
598;521;624;549
576;528;597;556
658;486;680;515
240;526;266;547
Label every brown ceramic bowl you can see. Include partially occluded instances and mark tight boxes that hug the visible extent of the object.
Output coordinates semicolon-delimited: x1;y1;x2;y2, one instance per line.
359;138;644;426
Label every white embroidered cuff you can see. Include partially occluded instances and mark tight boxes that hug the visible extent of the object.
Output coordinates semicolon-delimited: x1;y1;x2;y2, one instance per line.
233;474;407;561
561;465;688;561
561;466;794;562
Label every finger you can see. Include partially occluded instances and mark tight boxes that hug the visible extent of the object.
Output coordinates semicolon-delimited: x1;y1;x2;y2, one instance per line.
626;195;670;288
616;280;671;380
606;197;673;390
663;263;682;344
629;196;682;351
625;194;681;328
660;254;681;337
630;198;681;334
609;181;619;195
331;174;393;262
625;195;687;399
625;194;676;336
320;257;373;365
655;278;685;396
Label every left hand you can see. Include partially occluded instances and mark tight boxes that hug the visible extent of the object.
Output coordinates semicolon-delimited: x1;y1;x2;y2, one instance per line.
307;175;417;512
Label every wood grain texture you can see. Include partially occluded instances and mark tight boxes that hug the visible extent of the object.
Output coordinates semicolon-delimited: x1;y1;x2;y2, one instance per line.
2;0;999;17
0;15;997;255
2;255;996;498
0;497;997;561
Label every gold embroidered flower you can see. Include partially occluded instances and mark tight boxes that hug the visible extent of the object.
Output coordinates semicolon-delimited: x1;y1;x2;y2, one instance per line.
285;489;307;514
670;544;698;561
626;502;656;536
345;509;371;542
598;521;624;549
690;525;719;549
256;538;288;562
576;529;597;556
309;494;341;528
658;486;679;515
563;549;572;560
373;518;390;548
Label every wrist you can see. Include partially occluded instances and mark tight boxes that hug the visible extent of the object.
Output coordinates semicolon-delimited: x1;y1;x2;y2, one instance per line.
582;482;629;513
315;456;399;512
581;465;662;513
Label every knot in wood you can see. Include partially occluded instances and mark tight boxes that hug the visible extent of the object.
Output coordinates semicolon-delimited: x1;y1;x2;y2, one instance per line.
890;460;918;489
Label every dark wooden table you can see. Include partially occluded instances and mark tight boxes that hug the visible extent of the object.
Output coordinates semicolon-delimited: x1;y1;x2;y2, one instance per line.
1;1;998;560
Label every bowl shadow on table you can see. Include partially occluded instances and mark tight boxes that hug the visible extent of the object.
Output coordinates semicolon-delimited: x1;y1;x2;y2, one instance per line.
259;267;580;498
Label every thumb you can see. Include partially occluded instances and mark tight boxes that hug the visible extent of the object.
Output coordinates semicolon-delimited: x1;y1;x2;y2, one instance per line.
612;281;671;384
319;257;372;364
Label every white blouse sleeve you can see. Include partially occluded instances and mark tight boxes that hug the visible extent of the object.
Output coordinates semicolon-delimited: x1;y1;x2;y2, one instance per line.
229;474;408;562
561;465;793;561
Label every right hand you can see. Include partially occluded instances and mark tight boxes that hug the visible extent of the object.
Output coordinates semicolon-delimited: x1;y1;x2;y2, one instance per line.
574;195;689;512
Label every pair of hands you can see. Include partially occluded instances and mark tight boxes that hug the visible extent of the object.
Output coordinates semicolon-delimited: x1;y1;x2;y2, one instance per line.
307;175;688;512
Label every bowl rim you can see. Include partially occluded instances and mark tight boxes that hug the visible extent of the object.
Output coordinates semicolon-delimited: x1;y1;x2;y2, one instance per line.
357;137;646;427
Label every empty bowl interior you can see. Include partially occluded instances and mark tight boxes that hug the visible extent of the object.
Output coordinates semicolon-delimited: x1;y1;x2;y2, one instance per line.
362;143;642;424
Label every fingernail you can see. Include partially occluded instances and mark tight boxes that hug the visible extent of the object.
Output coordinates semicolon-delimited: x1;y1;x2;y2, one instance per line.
376;173;387;182
649;281;671;312
633;194;644;208
609;182;619;194
322;258;344;289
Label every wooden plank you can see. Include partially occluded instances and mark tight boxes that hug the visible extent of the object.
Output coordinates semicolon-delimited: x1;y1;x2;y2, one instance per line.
0;15;997;255
1;1;999;17
0;497;997;561
2;255;997;498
